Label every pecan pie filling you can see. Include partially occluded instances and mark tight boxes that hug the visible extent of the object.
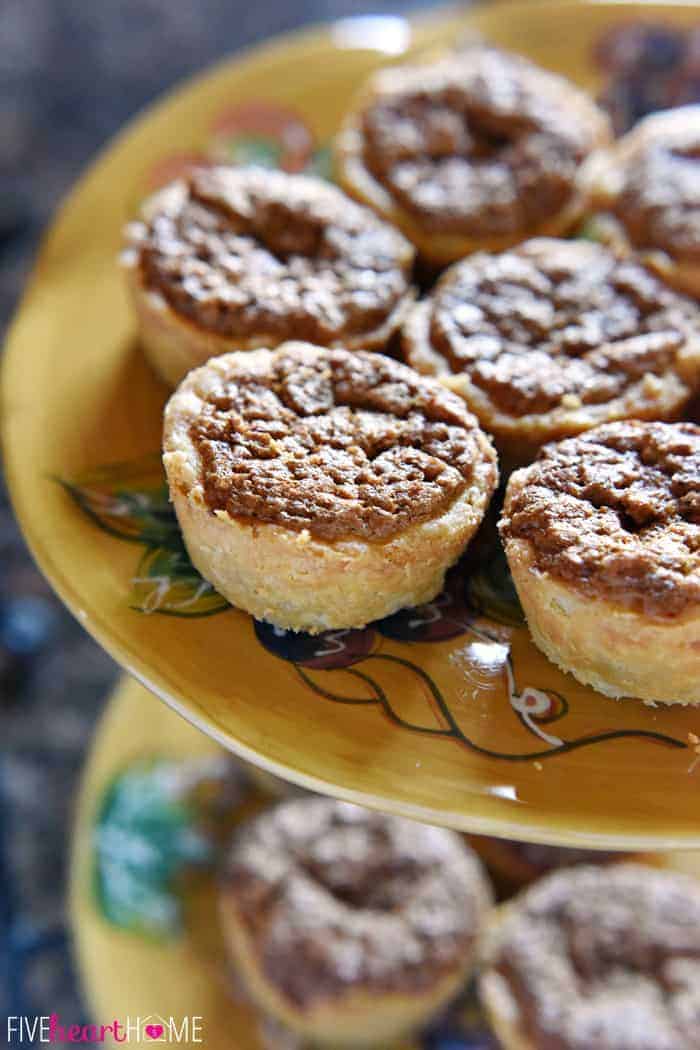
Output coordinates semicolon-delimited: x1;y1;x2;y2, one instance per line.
135;166;413;342
188;345;495;542
488;865;700;1050
360;49;602;237
500;421;700;617
423;240;700;417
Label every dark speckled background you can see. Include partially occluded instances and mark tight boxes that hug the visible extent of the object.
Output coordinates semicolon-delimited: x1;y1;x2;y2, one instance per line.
0;0;437;1033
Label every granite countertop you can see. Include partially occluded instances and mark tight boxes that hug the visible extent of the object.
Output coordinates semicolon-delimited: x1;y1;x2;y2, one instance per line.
0;0;431;1030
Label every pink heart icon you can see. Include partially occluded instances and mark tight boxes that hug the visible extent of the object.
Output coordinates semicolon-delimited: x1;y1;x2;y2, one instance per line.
145;1025;164;1040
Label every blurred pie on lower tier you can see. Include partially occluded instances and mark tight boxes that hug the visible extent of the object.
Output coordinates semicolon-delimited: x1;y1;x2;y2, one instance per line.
219;798;494;1047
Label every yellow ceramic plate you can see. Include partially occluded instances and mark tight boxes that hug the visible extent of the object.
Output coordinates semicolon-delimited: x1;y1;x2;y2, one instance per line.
70;677;262;1050
70;676;700;1050
69;676;492;1050
6;3;700;847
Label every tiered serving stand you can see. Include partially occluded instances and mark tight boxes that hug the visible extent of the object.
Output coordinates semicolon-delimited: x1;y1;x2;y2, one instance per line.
4;3;700;1046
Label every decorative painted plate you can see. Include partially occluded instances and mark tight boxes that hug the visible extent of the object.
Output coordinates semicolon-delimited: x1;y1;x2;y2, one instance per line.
6;2;700;846
70;676;497;1049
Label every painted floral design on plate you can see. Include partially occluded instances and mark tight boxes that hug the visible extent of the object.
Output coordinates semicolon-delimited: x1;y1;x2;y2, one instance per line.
138;99;331;205
66;96;691;770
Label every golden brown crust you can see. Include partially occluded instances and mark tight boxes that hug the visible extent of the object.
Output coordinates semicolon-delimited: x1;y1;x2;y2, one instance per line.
589;106;700;297
220;798;493;1045
335;47;611;265
505;535;700;704
122;167;415;384
479;864;700;1050
402;239;700;462
163;343;498;633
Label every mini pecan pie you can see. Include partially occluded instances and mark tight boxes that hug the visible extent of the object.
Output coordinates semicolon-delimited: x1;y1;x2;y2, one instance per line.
163;342;498;633
589;105;700;299
479;864;700;1050
122;166;415;385
403;238;700;464
220;798;493;1047
501;420;700;704
335;46;611;267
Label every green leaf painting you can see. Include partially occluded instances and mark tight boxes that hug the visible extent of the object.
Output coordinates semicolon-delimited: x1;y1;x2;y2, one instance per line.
59;457;229;617
94;756;231;938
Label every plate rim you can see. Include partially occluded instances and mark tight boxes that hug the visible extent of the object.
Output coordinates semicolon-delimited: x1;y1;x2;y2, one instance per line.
6;0;700;849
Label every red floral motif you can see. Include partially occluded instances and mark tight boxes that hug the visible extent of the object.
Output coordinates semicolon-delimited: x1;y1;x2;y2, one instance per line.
139;100;326;209
254;621;376;670
143;152;213;193
209;100;315;172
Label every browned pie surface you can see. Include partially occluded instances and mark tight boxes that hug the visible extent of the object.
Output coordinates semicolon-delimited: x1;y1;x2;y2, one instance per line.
188;344;497;542
614;111;700;260
131;166;413;342
358;47;605;237
501;420;700;617
222;798;489;1008
487;865;700;1050
409;239;700;418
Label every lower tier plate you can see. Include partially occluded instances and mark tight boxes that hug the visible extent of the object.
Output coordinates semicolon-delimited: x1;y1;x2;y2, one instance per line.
70;677;700;1049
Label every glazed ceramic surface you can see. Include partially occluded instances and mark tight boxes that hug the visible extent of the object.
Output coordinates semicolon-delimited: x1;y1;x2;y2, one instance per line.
70;676;496;1049
7;3;700;846
71;678;700;1049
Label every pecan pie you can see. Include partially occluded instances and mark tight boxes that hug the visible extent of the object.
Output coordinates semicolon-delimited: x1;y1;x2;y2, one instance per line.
122;166;415;385
589;105;700;299
335;47;611;266
403;238;700;463
163;342;498;633
501;420;700;703
220;798;493;1046
480;864;700;1050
